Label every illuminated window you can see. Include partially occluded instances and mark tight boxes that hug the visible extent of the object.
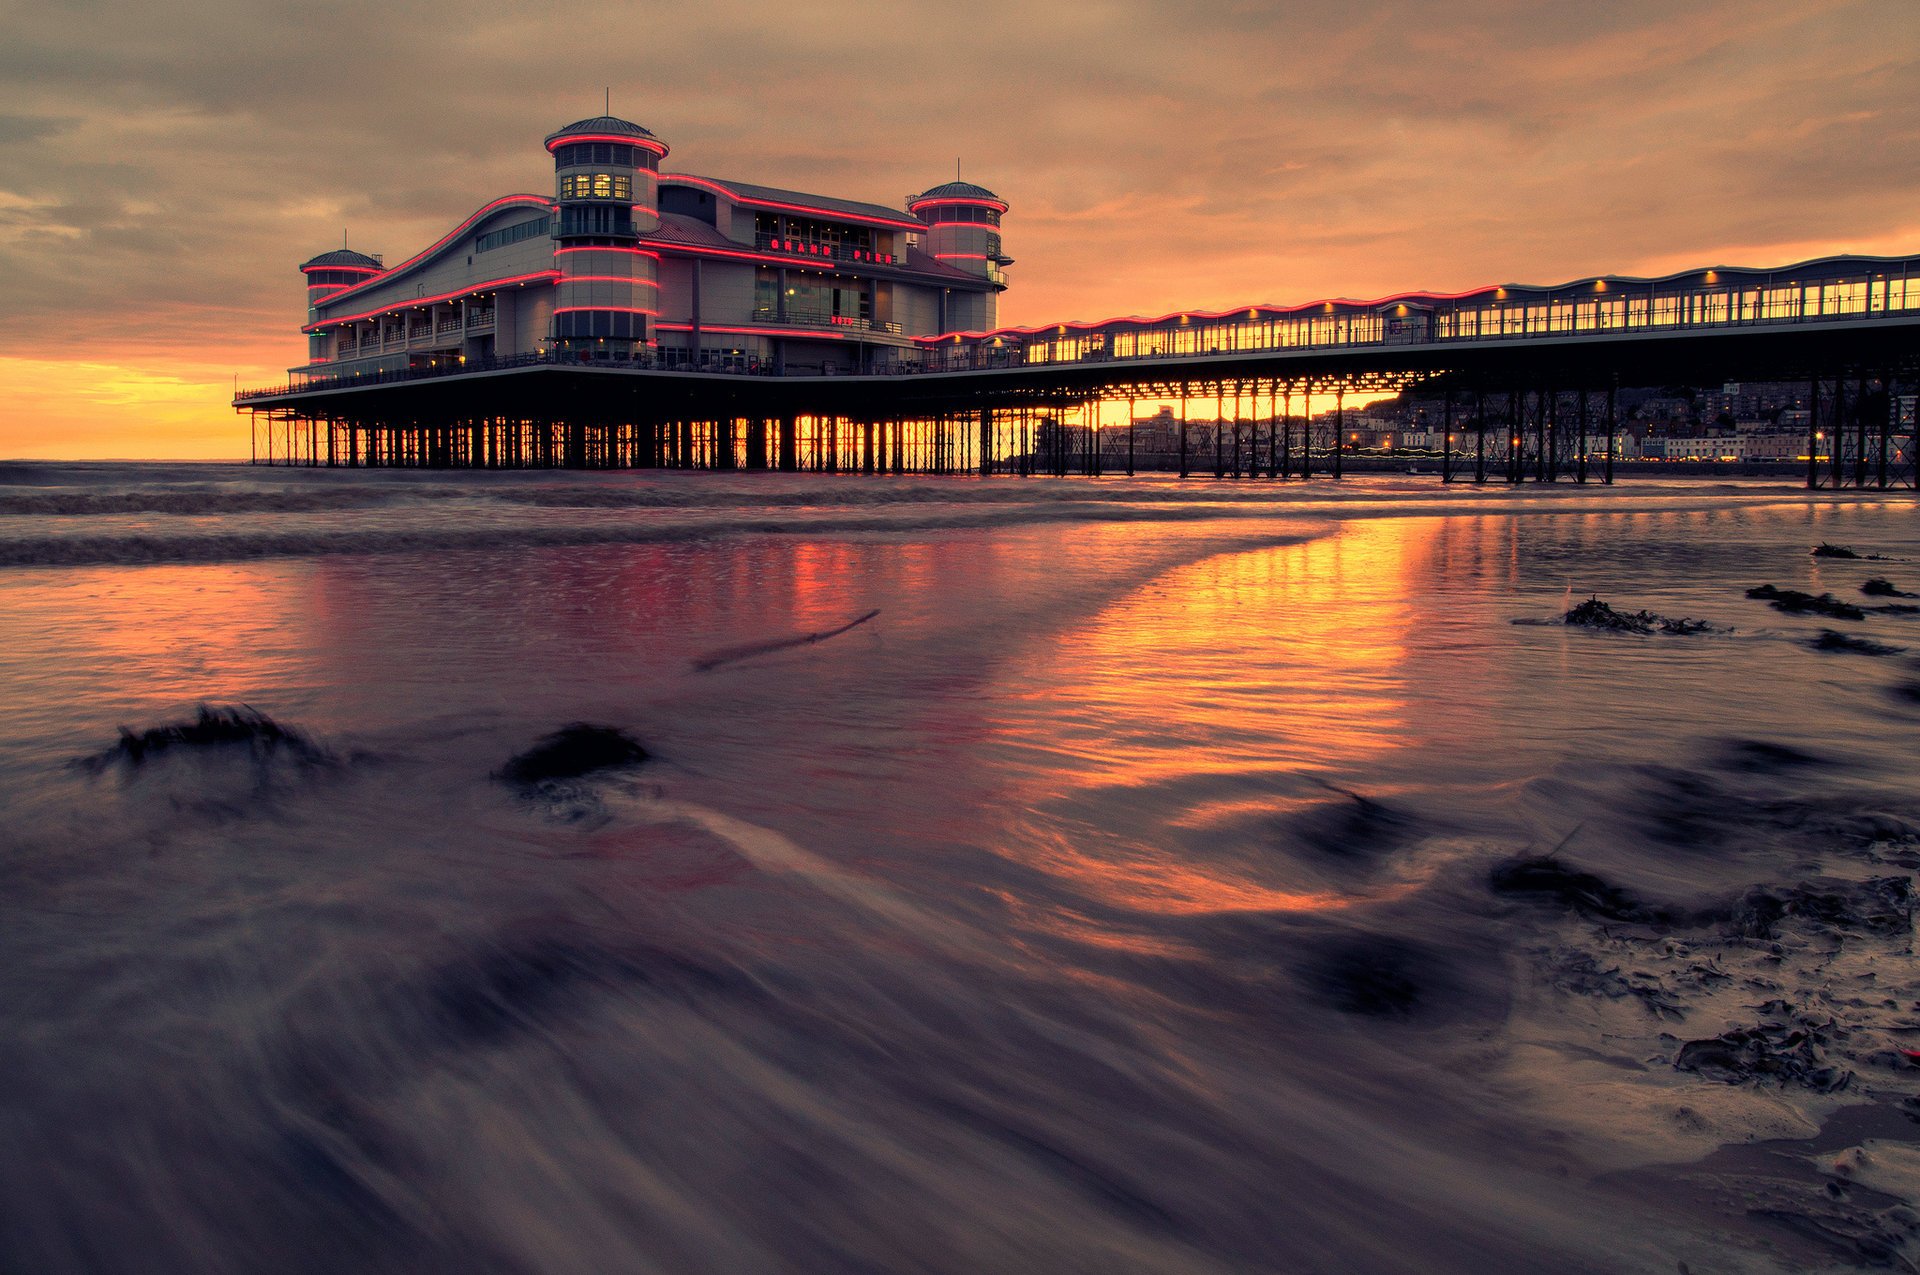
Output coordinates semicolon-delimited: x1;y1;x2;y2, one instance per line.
561;173;634;201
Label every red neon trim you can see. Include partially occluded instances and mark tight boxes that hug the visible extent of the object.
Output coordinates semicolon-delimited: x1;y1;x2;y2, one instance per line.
312;195;554;307
659;173;923;230
306;270;561;331
301;264;381;276
559;274;661;287
554;245;660;259
547;134;669;157
554;305;659;316
934;253;990;261
908;196;1010;214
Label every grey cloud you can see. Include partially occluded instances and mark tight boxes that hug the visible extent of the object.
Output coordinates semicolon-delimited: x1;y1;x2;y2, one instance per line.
0;0;1913;360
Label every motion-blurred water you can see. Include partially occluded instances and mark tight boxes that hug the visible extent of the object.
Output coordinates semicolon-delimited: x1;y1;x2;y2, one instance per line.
4;463;1920;1273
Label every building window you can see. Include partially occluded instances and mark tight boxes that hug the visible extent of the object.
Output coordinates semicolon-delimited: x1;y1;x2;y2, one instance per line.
476;216;552;252
559;173;632;201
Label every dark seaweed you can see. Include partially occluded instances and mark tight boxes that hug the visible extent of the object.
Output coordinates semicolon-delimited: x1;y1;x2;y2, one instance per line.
496;724;650;789
1861;578;1916;598
1807;630;1905;656
1746;586;1868;621
1563;596;1717;635
75;704;333;773
1718;739;1829;774
1489;855;1665;924
1730;877;1912;941
1675;1019;1852;1093
1282;782;1420;861
1812;543;1862;560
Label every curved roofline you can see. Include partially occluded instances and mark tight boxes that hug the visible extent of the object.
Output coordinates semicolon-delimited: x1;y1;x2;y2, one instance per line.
915;252;1920;343
311;195;555;311
303;270;562;333
544;115;663;145
300;249;383;273
661;173;925;231
546;132;670;158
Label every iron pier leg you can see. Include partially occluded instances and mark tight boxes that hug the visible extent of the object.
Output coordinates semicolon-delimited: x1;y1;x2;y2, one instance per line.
1807;375;1821;489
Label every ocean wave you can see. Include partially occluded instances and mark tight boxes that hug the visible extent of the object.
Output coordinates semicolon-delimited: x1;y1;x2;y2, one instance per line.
0;500;1321;568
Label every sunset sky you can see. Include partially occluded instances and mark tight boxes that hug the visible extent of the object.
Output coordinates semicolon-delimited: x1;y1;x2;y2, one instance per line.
1;0;1915;459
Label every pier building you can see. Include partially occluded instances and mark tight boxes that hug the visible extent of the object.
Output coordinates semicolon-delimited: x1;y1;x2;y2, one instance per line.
296;114;1008;382
243;113;1918;489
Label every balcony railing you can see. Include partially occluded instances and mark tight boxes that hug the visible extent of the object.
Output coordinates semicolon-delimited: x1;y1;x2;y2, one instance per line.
751;308;903;336
466;310;495;330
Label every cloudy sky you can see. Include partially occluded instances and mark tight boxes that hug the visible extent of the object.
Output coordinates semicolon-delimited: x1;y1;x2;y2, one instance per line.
1;0;1915;457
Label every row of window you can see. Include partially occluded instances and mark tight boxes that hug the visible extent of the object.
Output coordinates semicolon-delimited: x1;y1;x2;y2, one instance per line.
553;142;657;169
921;205;1001;227
476;216;551;253
560;172;633;201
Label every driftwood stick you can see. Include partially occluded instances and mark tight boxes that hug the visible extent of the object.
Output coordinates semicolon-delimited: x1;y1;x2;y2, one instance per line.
691;609;881;673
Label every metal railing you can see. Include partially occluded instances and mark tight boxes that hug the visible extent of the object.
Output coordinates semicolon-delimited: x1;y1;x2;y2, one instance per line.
751;308;903;336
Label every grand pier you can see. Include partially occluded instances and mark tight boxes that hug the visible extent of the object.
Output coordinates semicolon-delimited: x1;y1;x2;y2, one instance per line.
234;117;1919;489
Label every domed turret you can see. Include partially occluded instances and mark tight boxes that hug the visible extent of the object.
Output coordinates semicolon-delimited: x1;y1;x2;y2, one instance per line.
300;248;382;364
545;114;669;359
909;179;1009;331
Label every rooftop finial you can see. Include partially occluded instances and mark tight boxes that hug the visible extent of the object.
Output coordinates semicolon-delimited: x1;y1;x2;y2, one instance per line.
605;86;610;115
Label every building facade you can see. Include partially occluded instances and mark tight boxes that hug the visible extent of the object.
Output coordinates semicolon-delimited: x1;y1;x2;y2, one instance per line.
294;115;1008;383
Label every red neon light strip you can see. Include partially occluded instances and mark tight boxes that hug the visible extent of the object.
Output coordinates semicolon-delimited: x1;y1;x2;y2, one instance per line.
547;134;669;157
306;270;561;331
301;264;381;276
313;194;554;307
934;253;990;261
558;274;661;287
659;173;923;230
554;305;660;316
554;245;661;259
907;196;1010;214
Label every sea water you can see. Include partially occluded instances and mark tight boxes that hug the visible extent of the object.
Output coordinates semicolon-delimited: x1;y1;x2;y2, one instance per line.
3;462;1919;1273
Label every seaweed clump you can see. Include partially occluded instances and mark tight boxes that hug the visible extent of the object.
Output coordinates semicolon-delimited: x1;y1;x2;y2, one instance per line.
1729;876;1913;940
1812;543;1863;560
76;704;333;773
1807;630;1905;657
1862;578;1916;598
1746;585;1868;621
1675;1017;1853;1093
497;724;650;791
1489;854;1659;924
1563;596;1716;635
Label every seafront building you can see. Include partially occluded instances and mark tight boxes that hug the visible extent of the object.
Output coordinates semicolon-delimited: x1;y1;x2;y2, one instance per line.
245;112;1918;489
296;114;1010;382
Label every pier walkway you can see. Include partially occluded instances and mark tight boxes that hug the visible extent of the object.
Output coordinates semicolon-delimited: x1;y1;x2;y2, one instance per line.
237;253;1920;488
